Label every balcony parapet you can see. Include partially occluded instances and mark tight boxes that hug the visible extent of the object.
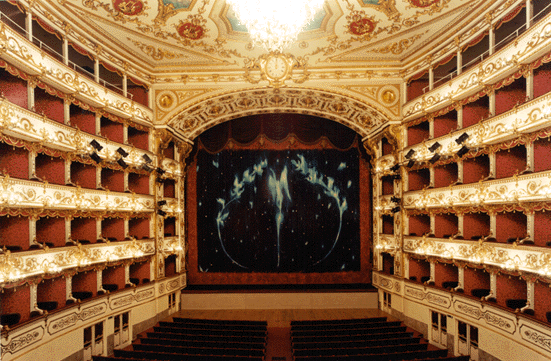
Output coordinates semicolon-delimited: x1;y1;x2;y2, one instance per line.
403;12;551;121
0;22;152;126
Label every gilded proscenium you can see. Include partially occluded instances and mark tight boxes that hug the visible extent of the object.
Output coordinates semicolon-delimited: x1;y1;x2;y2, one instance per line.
0;239;155;285
0;99;155;168
401;170;551;209
154;88;222;124
0;175;154;212
340;84;400;118
244;52;308;87
169;88;390;140
0;21;152;124
403;16;551;119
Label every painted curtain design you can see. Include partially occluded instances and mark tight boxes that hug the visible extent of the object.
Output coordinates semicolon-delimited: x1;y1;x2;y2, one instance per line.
197;148;360;273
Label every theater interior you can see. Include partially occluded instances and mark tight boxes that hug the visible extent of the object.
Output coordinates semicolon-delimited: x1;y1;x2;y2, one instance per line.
1;0;551;360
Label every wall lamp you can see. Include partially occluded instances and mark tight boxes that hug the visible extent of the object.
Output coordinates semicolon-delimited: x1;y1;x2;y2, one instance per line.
406;160;416;168
157;210;167;217
391;207;401;213
156;167;166;175
390;164;400;172
390;196;401;203
157;200;167;207
142;154;152;163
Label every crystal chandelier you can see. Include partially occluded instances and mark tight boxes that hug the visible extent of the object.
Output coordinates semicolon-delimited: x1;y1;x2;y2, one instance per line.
226;0;325;52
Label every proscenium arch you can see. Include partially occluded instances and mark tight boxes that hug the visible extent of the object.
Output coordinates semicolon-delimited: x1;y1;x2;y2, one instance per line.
167;87;391;141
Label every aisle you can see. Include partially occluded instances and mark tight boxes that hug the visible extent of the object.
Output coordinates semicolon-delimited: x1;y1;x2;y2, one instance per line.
265;327;293;361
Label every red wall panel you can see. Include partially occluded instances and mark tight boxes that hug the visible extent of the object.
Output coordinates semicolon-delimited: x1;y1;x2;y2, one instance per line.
100;117;124;143
408;258;430;281
534;211;551;247
463;155;489;184
0;71;27;108
533;281;551;323
408;168;430;191
495;211;527;243
101;218;125;241
407;122;429;147
433;111;457;138
37;216;65;247
434;262;458;288
129;173;149;195
534;64;551;98
130;261;151;283
463;213;490;240
71;162;97;189
71;217;97;243
101;168;124;192
462;97;489;128
36;154;65;185
34;88;64;123
72;271;97;296
128;126;149;151
434;163;457;188
496;274;526;309
408;214;430;236
463;267;490;295
0;143;29;179
37;276;66;310
103;266;125;289
534;137;551;172
407;79;429;102
129;217;149;239
70;106;95;134
495;145;526;179
495;79;526;116
434;213;458;238
0;284;30;324
0;216;30;250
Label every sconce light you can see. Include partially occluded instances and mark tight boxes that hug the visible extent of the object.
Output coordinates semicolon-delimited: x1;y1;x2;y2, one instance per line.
429;153;441;164
142;164;153;172
117;158;128;169
90;153;101;164
157;210;167;217
455;133;469;144
457;145;470;158
406;160;416;168
142;154;152;163
157;200;167;207
405;149;415;159
156;177;166;184
390;196;401;203
390;164;400;172
116;147;129;158
391;174;401;180
428;142;441;153
90;140;103;151
391;206;401;213
156;167;166;175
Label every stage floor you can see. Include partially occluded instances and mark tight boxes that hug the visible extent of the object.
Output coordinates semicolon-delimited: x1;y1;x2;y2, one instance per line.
180;289;379;312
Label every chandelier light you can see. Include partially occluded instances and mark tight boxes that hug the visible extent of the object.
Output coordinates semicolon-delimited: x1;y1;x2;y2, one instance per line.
226;0;325;52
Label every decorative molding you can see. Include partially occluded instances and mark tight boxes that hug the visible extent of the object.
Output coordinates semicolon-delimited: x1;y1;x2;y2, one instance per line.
455;299;515;334
521;324;551;352
169;88;390;139
404;284;451;308
1;326;44;355
48;302;107;335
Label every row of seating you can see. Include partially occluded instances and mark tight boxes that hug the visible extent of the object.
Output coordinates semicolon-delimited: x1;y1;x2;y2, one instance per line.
93;318;268;361
291;317;469;361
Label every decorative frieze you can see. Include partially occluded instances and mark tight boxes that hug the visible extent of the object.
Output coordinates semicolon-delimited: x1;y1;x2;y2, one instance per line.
455;299;515;334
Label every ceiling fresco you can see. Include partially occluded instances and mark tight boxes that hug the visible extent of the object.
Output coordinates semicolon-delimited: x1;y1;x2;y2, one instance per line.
35;0;492;73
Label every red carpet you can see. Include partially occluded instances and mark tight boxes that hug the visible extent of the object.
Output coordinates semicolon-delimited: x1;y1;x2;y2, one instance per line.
266;327;293;361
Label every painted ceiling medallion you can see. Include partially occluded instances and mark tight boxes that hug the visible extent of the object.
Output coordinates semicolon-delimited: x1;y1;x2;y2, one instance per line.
346;10;378;37
349;16;376;36
113;0;145;16
177;20;205;40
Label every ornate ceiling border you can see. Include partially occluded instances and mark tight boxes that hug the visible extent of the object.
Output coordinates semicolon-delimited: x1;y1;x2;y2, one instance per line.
166;87;392;140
